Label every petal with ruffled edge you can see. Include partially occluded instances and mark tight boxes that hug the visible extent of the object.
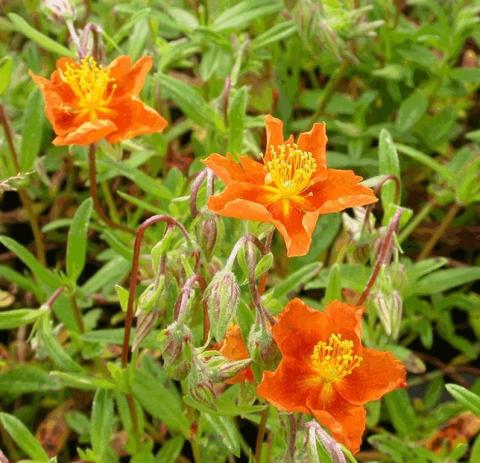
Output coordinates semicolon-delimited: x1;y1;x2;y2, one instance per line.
108;55;153;98
308;393;366;454
297;122;328;173
106;97;167;143
264;115;284;162
304;169;377;213
53;119;117;146
336;348;406;406
203;154;250;184
257;357;314;413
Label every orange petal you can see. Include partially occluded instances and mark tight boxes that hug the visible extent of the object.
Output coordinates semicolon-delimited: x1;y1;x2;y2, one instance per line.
305;169;377;213
308;394;366;454
257;357;312;413
220;325;249;361
272;298;330;360
336;348;406;406
297;122;328;171
322;300;363;340
239;156;267;184
106;97;167;143
268;202;319;257
203;154;249;184
264;114;284;162
53;119;117;146
109;55;153;97
207;183;274;223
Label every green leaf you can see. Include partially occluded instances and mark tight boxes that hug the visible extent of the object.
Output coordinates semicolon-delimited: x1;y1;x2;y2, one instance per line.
19;88;44;172
0;236;62;292
82;256;130;296
384;389;417;437
212;0;282;32
7;13;74;57
201;413;241;457
446;384;480;416
227;86;248;156
91;389;115;459
410;267;480;296
157;73;225;132
50;371;115;390
396;90;428;132
0;56;13;95
0;412;49;462
132;370;190;436
66;198;93;283
0;366;61;394
324;264;341;304
155;436;185;463
0;307;47;330
0;265;43;300
251;20;296;50
378;129;400;211
37;315;83;373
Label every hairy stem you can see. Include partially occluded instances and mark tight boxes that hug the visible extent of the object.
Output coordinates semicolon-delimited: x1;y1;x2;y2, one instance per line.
69;292;85;333
254;408;269;463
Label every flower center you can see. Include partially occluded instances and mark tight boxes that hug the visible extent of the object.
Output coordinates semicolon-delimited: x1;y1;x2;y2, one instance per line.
264;144;316;197
311;333;362;384
61;56;115;120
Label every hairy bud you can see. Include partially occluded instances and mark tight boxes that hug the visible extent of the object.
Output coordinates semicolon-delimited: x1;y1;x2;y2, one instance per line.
248;314;279;370
137;276;166;313
162;321;193;380
198;213;217;256
44;0;76;20
206;354;252;383
205;270;240;342
188;358;217;409
373;289;402;339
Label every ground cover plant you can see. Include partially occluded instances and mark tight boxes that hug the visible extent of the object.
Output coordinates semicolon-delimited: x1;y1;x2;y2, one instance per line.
0;0;480;462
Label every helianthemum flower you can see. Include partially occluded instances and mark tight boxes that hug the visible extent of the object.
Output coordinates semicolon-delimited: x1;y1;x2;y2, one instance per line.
30;55;167;145
257;299;406;453
203;115;377;257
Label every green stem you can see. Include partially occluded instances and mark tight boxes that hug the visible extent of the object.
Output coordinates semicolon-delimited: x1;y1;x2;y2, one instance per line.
255;408;269;463
398;198;436;243
69;292;85;333
416;202;461;261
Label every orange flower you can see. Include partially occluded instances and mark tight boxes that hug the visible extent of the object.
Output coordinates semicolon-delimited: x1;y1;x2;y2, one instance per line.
257;299;406;453
203;115;377;257
219;324;254;384
30;55;167;146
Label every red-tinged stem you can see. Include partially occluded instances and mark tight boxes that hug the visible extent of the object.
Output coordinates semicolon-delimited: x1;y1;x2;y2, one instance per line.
0;104;46;265
45;287;65;309
357;208;403;306
87;144;135;234
121;215;192;367
190;169;208;218
254;408;269;463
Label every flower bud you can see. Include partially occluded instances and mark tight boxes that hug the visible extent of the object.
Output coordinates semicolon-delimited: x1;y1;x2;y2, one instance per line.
206;355;253;383
137;275;166;313
198;212;217;256
247;314;280;370
187;359;217;409
204;270;240;342
373;289;402;339
132;310;160;352
306;420;346;463
161;321;192;380
44;0;76;21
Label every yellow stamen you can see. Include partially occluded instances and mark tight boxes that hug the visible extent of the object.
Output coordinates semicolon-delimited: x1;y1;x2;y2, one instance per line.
311;333;362;384
61;56;115;120
264;143;316;198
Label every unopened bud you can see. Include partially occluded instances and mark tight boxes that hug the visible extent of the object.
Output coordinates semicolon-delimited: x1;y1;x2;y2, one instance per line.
206;355;252;383
188;359;217;409
205;270;240;342
248;314;280;370
198;213;217;256
373;289;402;339
133;310;160;352
44;0;76;20
306;420;346;463
161;321;192;380
137;276;166;313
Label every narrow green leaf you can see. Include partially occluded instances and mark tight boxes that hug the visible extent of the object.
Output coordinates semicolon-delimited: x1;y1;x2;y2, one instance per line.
0;366;61;394
384;389;417;437
324;264;341;304
378;129;400;211
7;13;74;57
227;86;248;157
0;56;13;95
0;412;49;462
251;20;296;50
411;267;480;296
19;88;44;172
0;307;47;330
446;384;480;416
157;73;225;132
66;198;93;283
0;265;42;299
91;389;115;459
50;371;115;390
132;370;190;436
396;90;428;132
155;436;184;462
202;413;241;457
